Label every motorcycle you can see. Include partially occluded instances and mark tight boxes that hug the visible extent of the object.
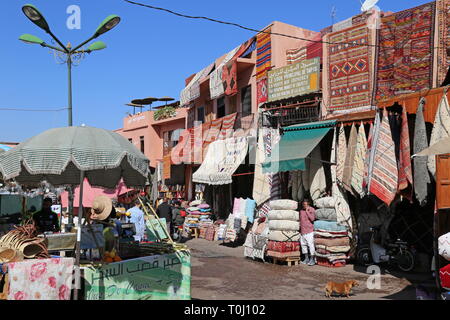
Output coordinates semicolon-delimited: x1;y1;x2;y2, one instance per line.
356;226;416;272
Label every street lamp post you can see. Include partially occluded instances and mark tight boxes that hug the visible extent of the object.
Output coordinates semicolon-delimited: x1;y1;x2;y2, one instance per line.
19;4;121;126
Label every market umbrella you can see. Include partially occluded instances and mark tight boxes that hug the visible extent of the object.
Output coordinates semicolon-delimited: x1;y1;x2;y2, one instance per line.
0;126;150;299
412;136;450;157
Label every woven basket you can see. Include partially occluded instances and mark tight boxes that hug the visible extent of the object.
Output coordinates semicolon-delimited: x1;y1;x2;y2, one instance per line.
0;232;47;259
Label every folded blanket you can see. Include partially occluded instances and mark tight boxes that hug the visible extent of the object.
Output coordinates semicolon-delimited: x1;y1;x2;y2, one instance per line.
314;236;350;247
190;200;202;207
315;208;337;221
200;208;211;212
268;230;300;242
187;206;199;212
198;203;210;209
269;200;298;210
314;230;348;238
314;220;347;232
267;241;300;253
315;245;351;253
315;252;348;261
268;220;300;232
267;210;299;221
314;197;336;208
266;250;301;259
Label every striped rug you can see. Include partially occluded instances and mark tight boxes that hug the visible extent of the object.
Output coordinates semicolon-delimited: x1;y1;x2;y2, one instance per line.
368;109;399;206
218;113;237;140
398;107;413;192
336;124;347;186
436;0;450;85
203;118;223;158
256;29;272;80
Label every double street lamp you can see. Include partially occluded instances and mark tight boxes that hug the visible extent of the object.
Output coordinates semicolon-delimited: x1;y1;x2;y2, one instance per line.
19;4;121;126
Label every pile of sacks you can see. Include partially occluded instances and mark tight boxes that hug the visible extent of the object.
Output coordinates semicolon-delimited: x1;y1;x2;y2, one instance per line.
266;200;301;260
313;197;350;267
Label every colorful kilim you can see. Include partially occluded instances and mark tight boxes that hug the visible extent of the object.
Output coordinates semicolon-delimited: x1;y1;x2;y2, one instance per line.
218;113;237;140
286;34;323;65
398;107;413;192
202;118;223;158
257;77;268;104
327;23;373;112
437;0;450;85
369;109;398;205
191;122;211;164
256;29;272;80
375;2;436;101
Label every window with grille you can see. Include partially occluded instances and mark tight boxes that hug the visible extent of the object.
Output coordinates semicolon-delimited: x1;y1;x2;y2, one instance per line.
217;97;226;118
241;85;252;117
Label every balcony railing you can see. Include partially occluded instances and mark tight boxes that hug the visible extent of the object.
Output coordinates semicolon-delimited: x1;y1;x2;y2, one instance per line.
260;104;320;128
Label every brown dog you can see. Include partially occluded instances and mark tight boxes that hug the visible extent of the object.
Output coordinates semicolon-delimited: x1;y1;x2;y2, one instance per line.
325;280;359;298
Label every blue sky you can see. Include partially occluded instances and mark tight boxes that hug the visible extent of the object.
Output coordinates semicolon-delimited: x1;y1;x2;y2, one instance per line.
0;0;429;142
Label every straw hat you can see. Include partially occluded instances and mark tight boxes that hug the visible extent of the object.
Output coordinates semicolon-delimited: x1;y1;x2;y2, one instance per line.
90;195;112;221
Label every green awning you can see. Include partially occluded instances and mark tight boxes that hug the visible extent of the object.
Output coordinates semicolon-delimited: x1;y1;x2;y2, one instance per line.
262;120;336;173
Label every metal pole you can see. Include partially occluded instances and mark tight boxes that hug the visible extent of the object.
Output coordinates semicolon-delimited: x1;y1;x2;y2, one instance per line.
74;170;85;300
67;55;73;127
68;186;74;230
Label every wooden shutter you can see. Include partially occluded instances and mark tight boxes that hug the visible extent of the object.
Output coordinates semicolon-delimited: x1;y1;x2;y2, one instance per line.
436;154;450;209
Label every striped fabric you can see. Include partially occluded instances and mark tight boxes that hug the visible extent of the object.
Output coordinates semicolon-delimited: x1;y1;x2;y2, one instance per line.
286;47;307;65
351;122;367;197
218;113;237;140
368;109;399;205
286;34;323;65
202;118;223;158
362;122;374;194
342;123;358;194
336;124;347;186
398;107;413;193
256;29;272;80
0;126;149;188
428;93;450;177
191;122;211;164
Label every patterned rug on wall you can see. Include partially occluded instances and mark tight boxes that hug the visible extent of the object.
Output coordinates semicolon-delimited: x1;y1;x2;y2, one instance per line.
326;23;373;112
374;2;436;102
437;0;450;85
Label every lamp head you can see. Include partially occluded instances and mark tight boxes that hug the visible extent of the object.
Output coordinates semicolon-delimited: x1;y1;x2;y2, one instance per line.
94;15;121;37
22;4;50;32
19;33;45;45
87;41;107;52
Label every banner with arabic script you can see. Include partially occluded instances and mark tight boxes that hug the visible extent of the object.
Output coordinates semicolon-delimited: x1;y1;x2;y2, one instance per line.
83;251;191;300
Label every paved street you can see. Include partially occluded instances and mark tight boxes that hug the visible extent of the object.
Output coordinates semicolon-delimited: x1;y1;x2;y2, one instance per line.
187;238;435;300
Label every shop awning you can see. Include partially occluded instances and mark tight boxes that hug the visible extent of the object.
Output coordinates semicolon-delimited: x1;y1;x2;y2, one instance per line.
262;120;336;173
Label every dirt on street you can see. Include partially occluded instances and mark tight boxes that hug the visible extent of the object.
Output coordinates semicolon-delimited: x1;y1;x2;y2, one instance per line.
186;238;435;300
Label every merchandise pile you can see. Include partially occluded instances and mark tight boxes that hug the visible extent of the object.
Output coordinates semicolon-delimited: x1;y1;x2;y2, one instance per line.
266;200;301;260
313;197;350;267
183;200;214;240
244;216;269;261
439;232;450;290
223;198;256;243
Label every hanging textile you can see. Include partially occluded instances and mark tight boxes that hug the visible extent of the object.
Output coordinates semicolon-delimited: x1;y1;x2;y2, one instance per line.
7;258;74;300
398;107;413;194
210;47;240;99
413;98;431;206
342;123;358;194
218;113;237;140
256;29;272;80
191;122;211;164
308;146;327;201
330;127;353;238
257;78;269;105
351;122;367;197
286;33;323;65
428;93;450;177
180;63;215;106
375;2;436;101
362;122;374;195
436;0;450;85
368;109;399;206
325;19;376;113
193;137;249;185
222;38;255;97
336;124;347;186
253;129;271;206
202;118;223;158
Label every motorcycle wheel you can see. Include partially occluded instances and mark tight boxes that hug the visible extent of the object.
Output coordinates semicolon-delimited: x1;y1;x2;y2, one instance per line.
396;250;415;272
356;247;373;266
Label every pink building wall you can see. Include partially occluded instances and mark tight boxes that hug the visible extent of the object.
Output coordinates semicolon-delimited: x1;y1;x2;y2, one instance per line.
115;107;187;168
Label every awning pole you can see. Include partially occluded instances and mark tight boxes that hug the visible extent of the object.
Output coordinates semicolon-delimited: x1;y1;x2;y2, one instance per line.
74;170;85;300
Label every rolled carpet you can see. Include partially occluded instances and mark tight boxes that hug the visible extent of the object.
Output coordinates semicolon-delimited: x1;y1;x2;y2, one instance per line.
267;241;300;253
314;236;350;247
268;230;300;242
269;200;298;210
267;210;299;221
314;220;347;232
268;220;300;232
315;208;337;221
315;245;351;253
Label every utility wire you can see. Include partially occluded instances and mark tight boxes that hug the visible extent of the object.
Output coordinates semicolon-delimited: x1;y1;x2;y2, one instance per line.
0;107;67;112
123;0;446;50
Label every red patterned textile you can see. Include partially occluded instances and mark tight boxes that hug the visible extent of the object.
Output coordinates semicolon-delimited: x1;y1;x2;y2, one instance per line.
267;241;300;253
218;113;237;140
375;2;436;101
257;78;268;104
437;0;450;85
398;107;413;196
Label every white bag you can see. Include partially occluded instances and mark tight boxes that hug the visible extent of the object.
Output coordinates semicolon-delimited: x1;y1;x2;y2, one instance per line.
267;210;299;221
269;199;298;210
439;232;450;261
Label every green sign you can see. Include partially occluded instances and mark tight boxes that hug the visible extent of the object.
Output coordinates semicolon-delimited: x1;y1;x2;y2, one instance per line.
84;251;191;300
268;57;320;102
145;218;169;241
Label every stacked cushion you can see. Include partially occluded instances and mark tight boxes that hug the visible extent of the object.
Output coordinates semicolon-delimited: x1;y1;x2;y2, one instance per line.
439;233;450;261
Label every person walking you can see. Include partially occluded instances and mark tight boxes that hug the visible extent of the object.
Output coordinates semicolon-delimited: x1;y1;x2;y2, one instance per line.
156;197;173;236
299;199;316;266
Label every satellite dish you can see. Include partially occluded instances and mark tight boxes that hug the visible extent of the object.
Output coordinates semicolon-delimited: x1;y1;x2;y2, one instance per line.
361;0;379;12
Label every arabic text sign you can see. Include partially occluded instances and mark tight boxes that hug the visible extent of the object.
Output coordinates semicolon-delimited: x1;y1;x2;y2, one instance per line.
268;57;320;102
84;251;191;300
